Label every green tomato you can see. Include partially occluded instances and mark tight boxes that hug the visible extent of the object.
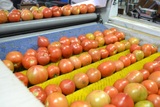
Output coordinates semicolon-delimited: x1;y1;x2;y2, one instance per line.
135;100;154;107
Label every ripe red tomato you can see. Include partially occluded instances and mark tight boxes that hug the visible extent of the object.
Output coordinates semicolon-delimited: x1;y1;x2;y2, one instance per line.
104;34;118;45
88;49;101;62
3;59;14;72
129;44;141;53
37;36;50;47
59;36;71;45
93;30;104;37
69;37;81;44
150;44;158;54
87;4;95;13
126;70;143;83
106;44;117;56
47;64;60;79
90;40;98;49
32;10;43;19
5;51;23;70
126;53;137;64
141;80;158;95
8;12;21;22
22;55;38;69
27;65;48;85
97;61;116;78
99;48;109;59
114;31;125;41
119;56;131;67
81;39;92;51
24;48;37;56
79;4;87;14
113;78;129;92
103;29;112;36
111;93;134;107
104;86;118;99
109;28;117;34
86;90;110;107
70;43;83;55
143;61;160;73
36;51;50;65
48;41;61;49
113;60;124;72
78;34;86;42
43;8;52;18
49;47;62;62
44;84;62;96
58;59;74;74
73;72;89;89
141;44;152;57
29;86;47;104
103;104;116;107
61;44;73;58
14;72;28;86
148;71;160;88
70;100;91;107
37;47;48;53
45;92;69;107
139;69;150;80
50;6;62;17
78;53;92;67
86;68;101;83
114;42;125;53
69;56;82;69
147;94;160;107
59;79;76;95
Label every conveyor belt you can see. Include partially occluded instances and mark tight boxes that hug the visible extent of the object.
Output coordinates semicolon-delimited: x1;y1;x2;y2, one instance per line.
0;13;98;38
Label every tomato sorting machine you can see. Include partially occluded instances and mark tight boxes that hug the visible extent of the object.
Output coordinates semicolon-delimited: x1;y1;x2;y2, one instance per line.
0;0;160;107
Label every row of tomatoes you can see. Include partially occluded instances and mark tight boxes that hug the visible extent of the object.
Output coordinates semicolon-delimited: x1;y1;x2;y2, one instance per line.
0;4;95;24
27;42;160;107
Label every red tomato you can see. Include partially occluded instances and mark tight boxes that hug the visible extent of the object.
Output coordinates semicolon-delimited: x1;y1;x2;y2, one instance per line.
104;34;118;45
87;4;95;13
3;60;14;72
111;93;134;107
104;86;118;99
22;55;38;69
43;8;52;18
5;51;23;70
113;78;129;92
106;44;117;56
69;56;82;69
0;10;8;24
97;61;116;78
88;49;101;62
78;34;86;42
48;41;61;49
50;6;62;17
8;12;21;22
147;94;160;107
148;71;160;88
126;70;143;83
99;48;109;59
90;40;98;49
103;104;116;107
128;37;140;45
141;80;158;95
69;37;81;44
129;44;141;53
59;36;70;45
59;79;76;95
32;10;43;19
150;44;158;54
141;44;152;57
79;4;87;14
14;72;28;86
58;59;74;74
37;36;50;47
29;86;47;104
27;65;48;85
109;28;117;34
45;92;69;107
70;43;83;55
119;56;131;67
44;84;62;96
103;29;112;36
61;44;73;58
114;31;125;41
78;53;92;67
139;69;150;80
81;39;92;51
113;60;124;72
86;90;110;107
47;64;60;79
114;42;125;53
143;61;160;73
86;68;101;83
70;101;91;107
126;53;137;64
24;48;37;56
36;51;50;65
73;72;89;89
49;47;62;62
37;47;48;53
93;30;104;37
